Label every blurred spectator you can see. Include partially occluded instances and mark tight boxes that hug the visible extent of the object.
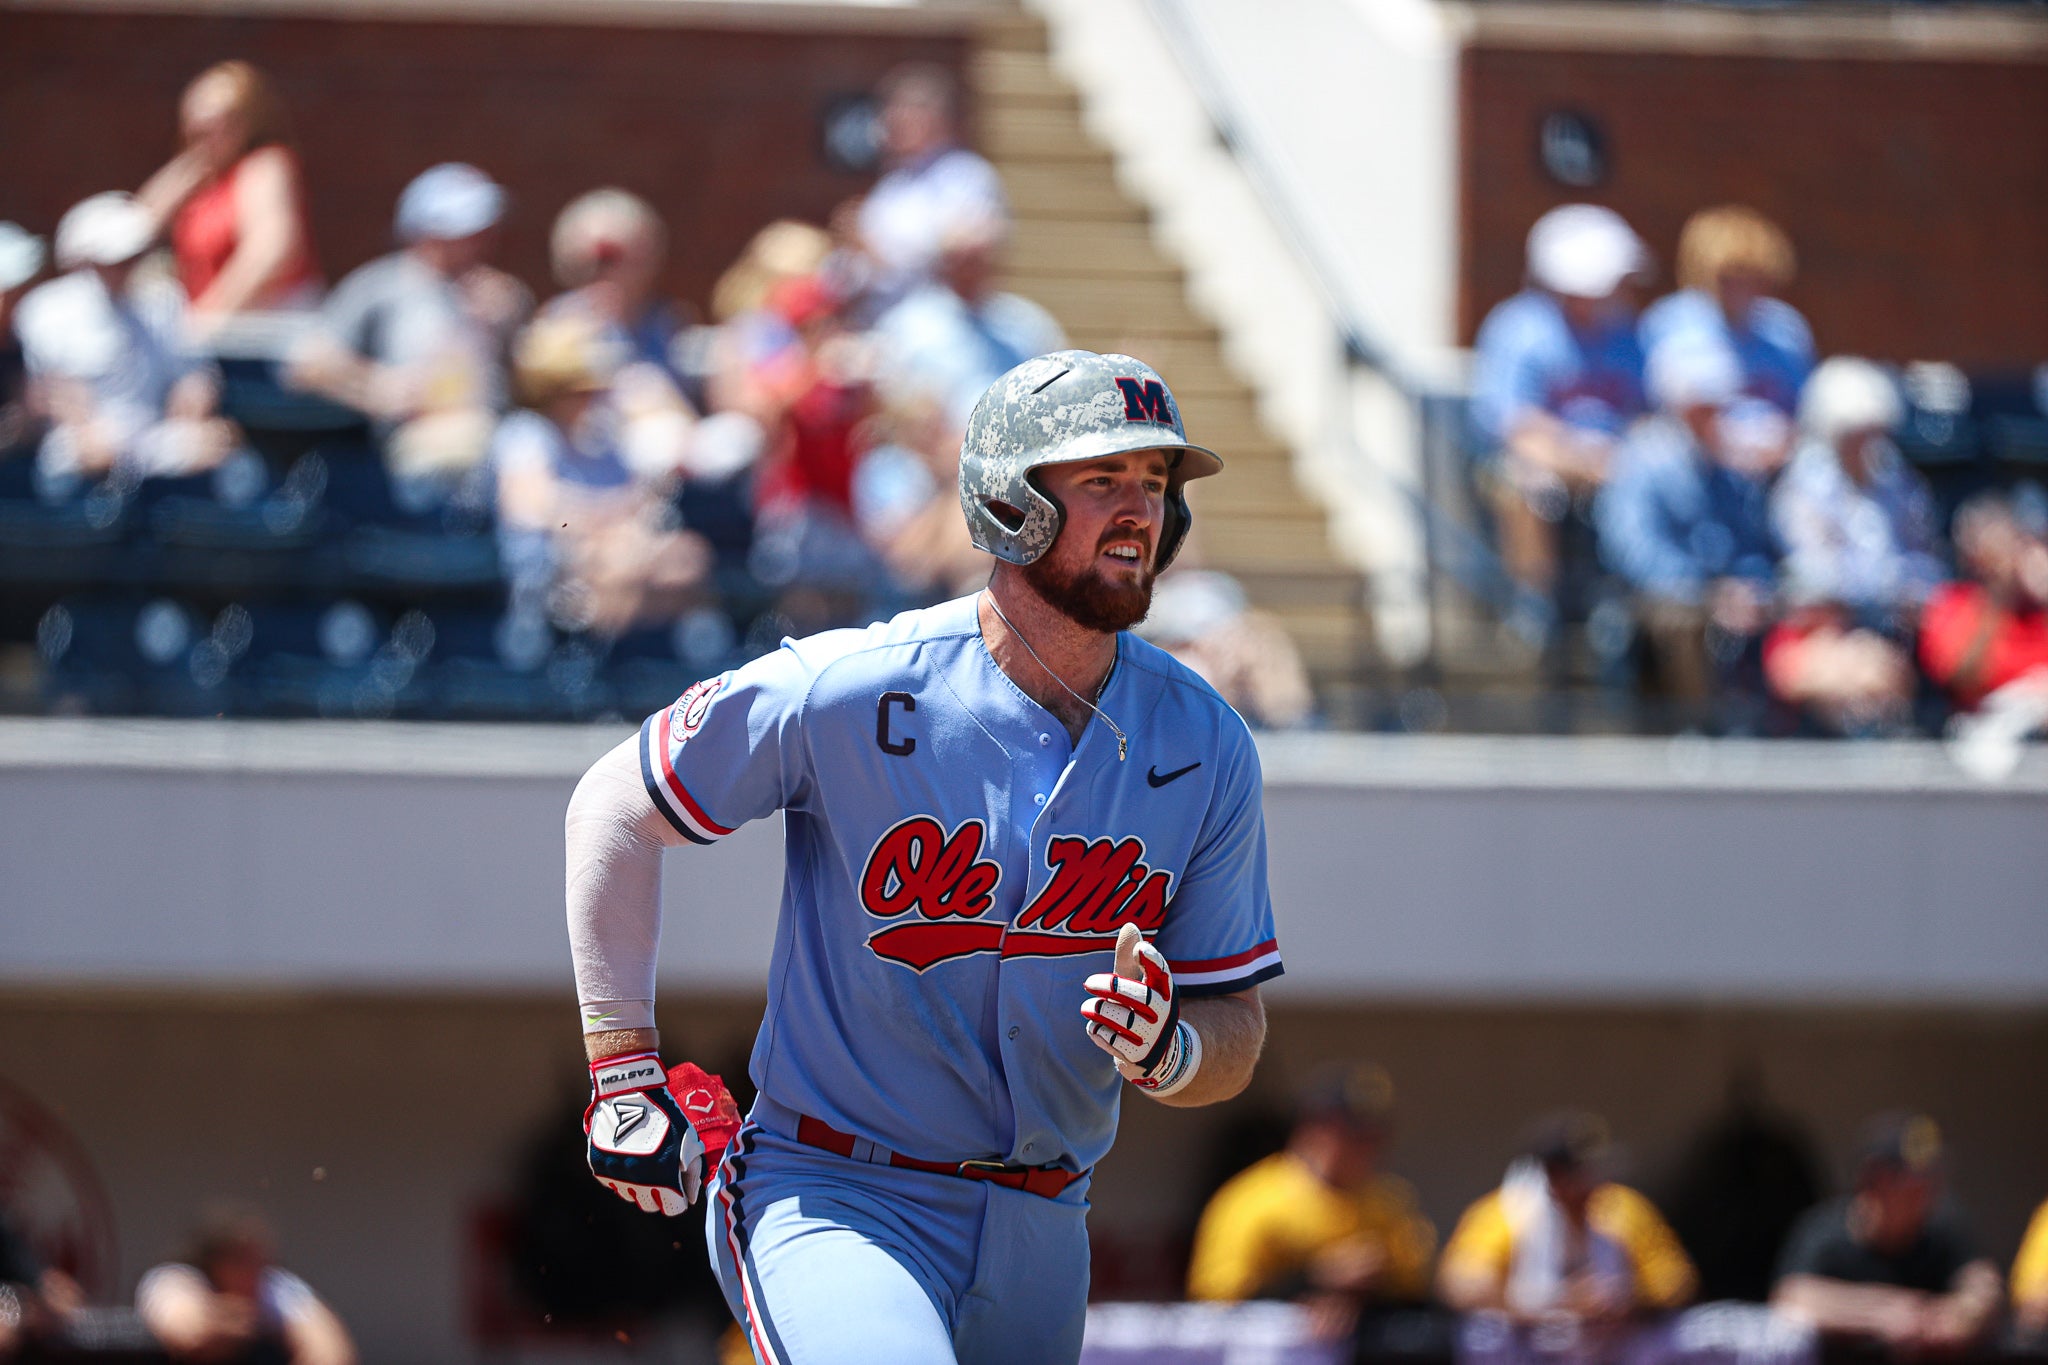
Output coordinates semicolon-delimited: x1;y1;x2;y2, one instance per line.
856;64;1008;308
749;277;868;517
493;313;711;638
136;1205;355;1365
735;275;890;628
1771;1113;2002;1359
1438;1112;1696;1324
1763;358;1937;735
2013;1198;2048;1344
0;222;45;463
709;220;832;327
1641;207;1813;420
872;210;1063;429
853;393;990;602
137;60;322;329
1764;593;1920;740
1773;359;1941;620
1187;1065;1437;1344
1918;492;2048;713
0;1205;83;1360
16;192;239;497
542;187;692;397
1597;338;1778;730
289;163;530;493
1137;570;1315;730
540;189;697;476
1470;205;1650;633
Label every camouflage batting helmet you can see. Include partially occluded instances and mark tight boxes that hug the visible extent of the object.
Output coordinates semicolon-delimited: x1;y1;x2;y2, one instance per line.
958;350;1223;570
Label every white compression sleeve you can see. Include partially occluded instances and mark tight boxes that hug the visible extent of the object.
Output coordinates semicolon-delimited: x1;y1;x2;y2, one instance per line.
566;735;689;1033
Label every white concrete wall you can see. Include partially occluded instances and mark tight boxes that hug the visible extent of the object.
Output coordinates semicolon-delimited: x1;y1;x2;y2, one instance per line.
3;720;2044;1002
1025;0;1456;661
3;720;2046;1361
1172;0;1461;360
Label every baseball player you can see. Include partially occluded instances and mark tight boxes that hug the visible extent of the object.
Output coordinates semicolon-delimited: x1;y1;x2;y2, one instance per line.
565;350;1283;1364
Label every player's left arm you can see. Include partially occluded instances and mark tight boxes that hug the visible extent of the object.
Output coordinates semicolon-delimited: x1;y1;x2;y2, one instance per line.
1156;987;1265;1108
1082;927;1265;1106
1082;714;1280;1102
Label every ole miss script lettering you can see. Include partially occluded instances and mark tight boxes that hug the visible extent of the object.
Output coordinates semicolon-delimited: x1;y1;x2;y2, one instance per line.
860;816;1173;971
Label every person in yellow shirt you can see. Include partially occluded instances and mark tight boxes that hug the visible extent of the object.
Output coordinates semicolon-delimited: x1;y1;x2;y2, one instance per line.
2011;1198;2048;1343
1439;1111;1696;1332
1187;1065;1437;1344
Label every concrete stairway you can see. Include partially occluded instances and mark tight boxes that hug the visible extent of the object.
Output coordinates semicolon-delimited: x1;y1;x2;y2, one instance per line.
970;15;1373;691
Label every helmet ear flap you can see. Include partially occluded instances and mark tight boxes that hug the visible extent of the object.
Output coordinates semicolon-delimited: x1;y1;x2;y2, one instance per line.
1156;483;1194;571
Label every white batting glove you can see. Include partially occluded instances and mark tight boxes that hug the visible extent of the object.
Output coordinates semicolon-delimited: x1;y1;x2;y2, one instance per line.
1081;922;1202;1096
583;1054;740;1216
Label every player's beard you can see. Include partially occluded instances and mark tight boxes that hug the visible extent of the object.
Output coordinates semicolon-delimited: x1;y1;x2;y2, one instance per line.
1023;536;1156;634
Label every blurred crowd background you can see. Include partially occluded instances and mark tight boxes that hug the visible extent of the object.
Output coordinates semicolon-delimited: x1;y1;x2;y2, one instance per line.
0;54;1318;733
0;0;2039;742
1464;200;2048;742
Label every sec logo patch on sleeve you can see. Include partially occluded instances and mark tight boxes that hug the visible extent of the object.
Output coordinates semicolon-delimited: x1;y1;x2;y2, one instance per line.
671;676;726;741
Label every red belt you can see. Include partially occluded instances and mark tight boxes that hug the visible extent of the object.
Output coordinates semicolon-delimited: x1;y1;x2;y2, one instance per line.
793;1114;1085;1200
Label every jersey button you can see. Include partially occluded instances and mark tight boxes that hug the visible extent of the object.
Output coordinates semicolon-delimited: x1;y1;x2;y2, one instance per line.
1033;793;1046;806
1007;1026;1020;1040
1038;733;1051;747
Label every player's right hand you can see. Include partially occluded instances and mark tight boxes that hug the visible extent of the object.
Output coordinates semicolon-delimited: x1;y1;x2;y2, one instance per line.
583;1052;740;1216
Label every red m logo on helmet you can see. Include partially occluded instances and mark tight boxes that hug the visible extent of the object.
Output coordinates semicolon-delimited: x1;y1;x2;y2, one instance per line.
1115;377;1174;426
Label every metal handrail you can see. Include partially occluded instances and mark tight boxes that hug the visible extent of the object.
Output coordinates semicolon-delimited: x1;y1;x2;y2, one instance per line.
1142;0;1520;626
1141;0;1417;394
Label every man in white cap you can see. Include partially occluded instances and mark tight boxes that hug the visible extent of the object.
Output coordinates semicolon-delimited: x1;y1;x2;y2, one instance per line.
14;192;237;494
1470;204;1651;637
1760;358;1937;735
289;162;531;488
1772;358;1941;619
1596;336;1779;730
0;221;47;460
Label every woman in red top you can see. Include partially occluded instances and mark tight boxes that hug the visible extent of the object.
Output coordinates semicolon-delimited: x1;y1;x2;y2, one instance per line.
1919;494;2048;711
138;61;322;323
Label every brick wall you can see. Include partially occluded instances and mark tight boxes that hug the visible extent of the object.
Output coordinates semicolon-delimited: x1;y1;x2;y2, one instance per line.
1459;44;2048;367
0;8;969;313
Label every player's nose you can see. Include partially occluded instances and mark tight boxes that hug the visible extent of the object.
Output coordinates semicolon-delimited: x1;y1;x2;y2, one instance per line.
1107;480;1155;525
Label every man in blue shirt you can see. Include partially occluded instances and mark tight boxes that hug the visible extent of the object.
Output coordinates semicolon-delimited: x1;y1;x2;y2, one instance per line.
1469;205;1650;637
1598;337;1780;729
1640;207;1813;422
873;212;1066;430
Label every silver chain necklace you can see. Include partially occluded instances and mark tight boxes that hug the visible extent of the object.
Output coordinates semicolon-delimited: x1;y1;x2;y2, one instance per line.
981;589;1128;761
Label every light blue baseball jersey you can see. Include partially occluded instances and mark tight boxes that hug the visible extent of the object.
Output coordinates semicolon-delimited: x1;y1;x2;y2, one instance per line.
639;593;1281;1175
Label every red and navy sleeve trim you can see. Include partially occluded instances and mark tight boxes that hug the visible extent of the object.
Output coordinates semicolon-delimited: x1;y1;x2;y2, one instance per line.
1170;939;1284;998
639;711;735;847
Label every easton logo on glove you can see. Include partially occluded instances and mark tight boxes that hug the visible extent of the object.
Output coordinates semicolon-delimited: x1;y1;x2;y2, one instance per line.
584;1053;742;1217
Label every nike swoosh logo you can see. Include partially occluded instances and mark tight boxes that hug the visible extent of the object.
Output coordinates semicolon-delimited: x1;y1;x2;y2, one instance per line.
1147;761;1201;788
